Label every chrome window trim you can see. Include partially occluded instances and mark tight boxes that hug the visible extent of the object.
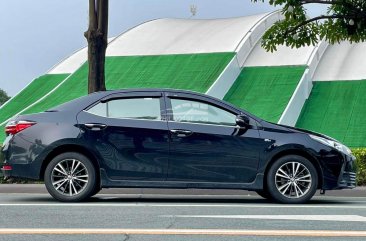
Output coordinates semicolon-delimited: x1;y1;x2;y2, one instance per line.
167;120;240;128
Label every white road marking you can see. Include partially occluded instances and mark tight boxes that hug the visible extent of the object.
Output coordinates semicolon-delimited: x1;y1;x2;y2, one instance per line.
163;215;366;222
1;228;366;237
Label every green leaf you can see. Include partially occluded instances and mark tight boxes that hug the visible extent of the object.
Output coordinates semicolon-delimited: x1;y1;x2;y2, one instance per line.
253;0;366;52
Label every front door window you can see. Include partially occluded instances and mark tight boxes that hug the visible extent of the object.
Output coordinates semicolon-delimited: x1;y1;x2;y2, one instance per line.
170;98;236;126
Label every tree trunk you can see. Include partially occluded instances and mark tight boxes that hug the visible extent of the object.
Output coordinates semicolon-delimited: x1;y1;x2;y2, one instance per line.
84;0;109;94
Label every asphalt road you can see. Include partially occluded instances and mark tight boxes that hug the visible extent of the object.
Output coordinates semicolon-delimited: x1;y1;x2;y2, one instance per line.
0;185;366;241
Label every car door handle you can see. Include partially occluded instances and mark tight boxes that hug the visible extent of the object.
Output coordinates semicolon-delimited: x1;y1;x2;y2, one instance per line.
84;123;107;131
170;129;193;137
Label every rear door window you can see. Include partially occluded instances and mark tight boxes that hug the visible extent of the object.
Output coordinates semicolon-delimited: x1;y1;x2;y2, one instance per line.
87;97;162;120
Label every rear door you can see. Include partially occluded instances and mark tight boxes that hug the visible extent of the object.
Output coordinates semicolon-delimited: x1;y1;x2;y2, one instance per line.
77;91;169;181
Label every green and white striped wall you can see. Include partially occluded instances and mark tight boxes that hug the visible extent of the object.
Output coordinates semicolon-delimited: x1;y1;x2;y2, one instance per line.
1;12;366;147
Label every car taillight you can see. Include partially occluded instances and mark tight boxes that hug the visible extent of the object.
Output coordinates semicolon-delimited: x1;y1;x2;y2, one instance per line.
5;121;36;135
1;165;12;171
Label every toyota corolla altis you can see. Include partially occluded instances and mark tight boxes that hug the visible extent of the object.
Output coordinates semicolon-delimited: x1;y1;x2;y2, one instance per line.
1;89;356;203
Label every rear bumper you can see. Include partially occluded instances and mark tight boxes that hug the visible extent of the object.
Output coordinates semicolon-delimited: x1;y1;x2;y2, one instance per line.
1;162;40;180
1;167;11;178
1;135;43;180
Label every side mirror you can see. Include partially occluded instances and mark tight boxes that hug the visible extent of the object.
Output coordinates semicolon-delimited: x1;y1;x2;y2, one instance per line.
236;114;250;127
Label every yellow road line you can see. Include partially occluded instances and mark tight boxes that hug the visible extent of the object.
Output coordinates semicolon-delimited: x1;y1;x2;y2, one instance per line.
1;229;366;237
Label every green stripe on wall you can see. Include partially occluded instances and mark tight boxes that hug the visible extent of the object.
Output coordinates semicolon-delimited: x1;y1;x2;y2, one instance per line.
23;53;235;114
0;74;68;125
296;80;366;147
0;74;68;143
224;66;306;123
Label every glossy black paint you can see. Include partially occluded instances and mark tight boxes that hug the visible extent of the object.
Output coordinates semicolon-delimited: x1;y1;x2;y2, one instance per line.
77;92;169;181
1;89;356;191
165;92;263;183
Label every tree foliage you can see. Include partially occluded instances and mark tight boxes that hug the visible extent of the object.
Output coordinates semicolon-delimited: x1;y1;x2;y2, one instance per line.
253;1;366;51
0;88;10;106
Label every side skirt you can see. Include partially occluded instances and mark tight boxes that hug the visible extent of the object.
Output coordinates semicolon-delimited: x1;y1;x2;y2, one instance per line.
100;169;264;190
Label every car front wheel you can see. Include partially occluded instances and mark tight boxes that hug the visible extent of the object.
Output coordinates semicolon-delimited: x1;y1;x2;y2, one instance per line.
44;152;96;202
266;155;318;204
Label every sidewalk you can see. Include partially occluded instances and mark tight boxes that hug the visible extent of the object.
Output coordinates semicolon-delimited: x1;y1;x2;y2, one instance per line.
0;184;365;197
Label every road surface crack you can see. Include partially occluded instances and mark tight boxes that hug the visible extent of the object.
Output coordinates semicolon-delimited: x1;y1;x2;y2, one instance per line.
166;216;177;229
122;234;130;241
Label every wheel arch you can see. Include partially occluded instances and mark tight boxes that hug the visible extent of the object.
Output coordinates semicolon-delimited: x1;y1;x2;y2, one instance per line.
263;149;324;189
39;144;101;186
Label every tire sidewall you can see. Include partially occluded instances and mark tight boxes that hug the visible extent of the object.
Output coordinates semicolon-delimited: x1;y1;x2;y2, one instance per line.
267;155;318;204
44;152;96;202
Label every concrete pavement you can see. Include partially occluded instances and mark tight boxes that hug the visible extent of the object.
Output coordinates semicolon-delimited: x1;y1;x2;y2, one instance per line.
0;186;366;240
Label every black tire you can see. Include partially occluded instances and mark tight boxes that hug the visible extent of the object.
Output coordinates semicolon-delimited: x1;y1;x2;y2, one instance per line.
266;155;318;204
91;186;102;197
255;190;272;200
44;152;96;202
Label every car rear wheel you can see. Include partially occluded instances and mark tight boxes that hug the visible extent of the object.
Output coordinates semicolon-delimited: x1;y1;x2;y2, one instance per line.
266;155;318;204
44;152;96;202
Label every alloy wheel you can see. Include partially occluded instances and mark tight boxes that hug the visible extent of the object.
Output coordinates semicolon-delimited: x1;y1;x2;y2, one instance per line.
51;159;89;196
275;161;312;199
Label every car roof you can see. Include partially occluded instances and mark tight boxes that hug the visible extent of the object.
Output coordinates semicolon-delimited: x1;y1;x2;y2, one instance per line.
98;88;261;121
93;88;202;95
51;88;262;122
50;88;206;112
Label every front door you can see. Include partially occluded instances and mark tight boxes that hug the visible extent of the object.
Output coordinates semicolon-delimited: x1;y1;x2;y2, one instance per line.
165;92;263;183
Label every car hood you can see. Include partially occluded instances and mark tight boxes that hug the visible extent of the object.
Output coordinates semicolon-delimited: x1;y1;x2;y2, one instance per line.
277;123;339;142
261;121;338;142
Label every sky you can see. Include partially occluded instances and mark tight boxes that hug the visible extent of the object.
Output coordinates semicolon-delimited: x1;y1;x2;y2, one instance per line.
0;0;325;96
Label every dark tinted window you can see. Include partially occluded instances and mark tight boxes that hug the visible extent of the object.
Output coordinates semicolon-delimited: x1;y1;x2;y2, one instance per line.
87;98;161;120
170;98;236;126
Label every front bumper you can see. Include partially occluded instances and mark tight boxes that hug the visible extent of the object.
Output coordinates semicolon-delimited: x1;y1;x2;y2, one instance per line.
320;150;357;190
338;171;356;189
337;154;356;189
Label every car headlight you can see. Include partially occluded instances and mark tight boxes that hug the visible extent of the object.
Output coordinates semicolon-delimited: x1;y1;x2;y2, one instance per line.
309;134;352;155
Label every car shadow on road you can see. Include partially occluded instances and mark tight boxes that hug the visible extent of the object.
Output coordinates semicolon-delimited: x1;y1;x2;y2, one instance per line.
86;196;355;205
6;194;359;205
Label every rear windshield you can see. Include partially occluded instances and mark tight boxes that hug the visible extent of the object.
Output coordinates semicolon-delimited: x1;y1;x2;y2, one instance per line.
47;92;107;112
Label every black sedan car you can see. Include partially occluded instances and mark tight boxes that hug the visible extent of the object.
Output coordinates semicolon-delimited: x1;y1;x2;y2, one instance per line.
1;89;356;203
